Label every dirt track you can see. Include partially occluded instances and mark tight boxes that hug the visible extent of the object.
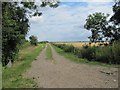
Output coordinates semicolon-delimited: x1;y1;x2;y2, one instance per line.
24;44;118;88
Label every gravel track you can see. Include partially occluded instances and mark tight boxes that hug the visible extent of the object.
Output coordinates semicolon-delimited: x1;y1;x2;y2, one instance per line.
24;44;118;88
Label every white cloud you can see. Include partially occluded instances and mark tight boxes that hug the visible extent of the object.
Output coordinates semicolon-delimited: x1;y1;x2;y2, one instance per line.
28;2;113;42
60;0;113;2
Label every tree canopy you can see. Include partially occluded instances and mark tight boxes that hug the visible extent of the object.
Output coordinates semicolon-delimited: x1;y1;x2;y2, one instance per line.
84;0;120;43
111;0;120;25
84;12;109;42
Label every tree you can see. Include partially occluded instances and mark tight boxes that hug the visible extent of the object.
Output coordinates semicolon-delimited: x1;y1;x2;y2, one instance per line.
109;0;120;42
29;35;38;46
84;12;109;42
110;0;120;25
2;1;59;66
2;2;30;66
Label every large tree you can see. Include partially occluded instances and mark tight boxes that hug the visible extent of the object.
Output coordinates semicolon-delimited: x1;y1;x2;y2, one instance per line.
111;0;120;25
84;12;109;42
109;0;120;42
84;0;120;43
2;1;59;66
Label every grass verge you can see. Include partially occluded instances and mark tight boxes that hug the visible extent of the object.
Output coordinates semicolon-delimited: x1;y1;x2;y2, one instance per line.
53;45;118;68
46;44;53;60
2;44;45;88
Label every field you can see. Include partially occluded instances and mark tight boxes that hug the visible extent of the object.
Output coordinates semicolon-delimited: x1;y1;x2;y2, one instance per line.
54;42;109;48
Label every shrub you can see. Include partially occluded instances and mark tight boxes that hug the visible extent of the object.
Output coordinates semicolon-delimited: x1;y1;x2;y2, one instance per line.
79;46;97;61
95;46;113;63
54;41;120;64
64;45;75;53
74;48;81;56
95;41;120;64
112;41;120;64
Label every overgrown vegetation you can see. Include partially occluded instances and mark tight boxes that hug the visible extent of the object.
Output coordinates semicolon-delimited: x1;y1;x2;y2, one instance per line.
19;40;31;49
46;44;53;60
53;41;120;64
2;43;45;88
53;44;118;67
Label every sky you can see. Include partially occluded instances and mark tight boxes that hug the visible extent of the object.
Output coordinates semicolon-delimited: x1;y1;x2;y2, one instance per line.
27;0;114;42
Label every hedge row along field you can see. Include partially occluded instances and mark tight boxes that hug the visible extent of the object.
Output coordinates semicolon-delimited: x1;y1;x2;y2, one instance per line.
53;41;120;64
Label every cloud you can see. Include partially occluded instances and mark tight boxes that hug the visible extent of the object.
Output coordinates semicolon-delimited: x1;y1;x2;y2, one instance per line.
60;0;113;2
28;1;114;42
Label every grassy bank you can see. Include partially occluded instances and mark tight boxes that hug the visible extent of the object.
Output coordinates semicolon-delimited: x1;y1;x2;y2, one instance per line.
46;44;53;60
53;45;118;68
2;43;45;88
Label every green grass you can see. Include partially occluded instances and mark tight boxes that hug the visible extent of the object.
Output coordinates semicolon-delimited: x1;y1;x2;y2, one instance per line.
53;45;119;68
46;44;53;60
19;41;31;49
2;43;45;88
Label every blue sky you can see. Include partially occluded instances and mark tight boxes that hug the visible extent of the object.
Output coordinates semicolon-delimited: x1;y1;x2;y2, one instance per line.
27;0;114;42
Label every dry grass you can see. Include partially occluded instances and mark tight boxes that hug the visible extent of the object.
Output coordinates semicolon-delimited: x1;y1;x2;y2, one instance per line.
54;42;109;48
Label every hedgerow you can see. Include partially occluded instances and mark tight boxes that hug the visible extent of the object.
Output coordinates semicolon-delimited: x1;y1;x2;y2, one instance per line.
53;41;120;64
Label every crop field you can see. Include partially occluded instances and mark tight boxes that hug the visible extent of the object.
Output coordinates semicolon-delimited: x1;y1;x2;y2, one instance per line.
54;42;109;48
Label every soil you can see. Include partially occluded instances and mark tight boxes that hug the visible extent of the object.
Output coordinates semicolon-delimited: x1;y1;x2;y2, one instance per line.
24;44;118;88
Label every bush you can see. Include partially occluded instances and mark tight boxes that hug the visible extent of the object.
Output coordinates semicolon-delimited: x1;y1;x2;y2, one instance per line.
95;41;120;64
96;47;113;63
79;46;97;61
74;48;81;56
53;41;120;64
112;41;120;64
64;45;75;53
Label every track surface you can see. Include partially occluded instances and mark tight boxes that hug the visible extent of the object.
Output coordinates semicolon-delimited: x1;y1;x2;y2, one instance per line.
24;44;118;88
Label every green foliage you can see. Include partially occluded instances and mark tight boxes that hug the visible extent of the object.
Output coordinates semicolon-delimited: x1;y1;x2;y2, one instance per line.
79;46;97;61
108;0;120;42
2;2;29;66
64;45;75;53
111;0;120;24
53;41;120;64
39;41;49;44
84;12;109;42
54;44;75;53
29;35;38;46
53;44;117;67
2;1;59;66
46;44;53;60
19;41;31;49
84;1;120;43
40;1;59;8
96;41;120;64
